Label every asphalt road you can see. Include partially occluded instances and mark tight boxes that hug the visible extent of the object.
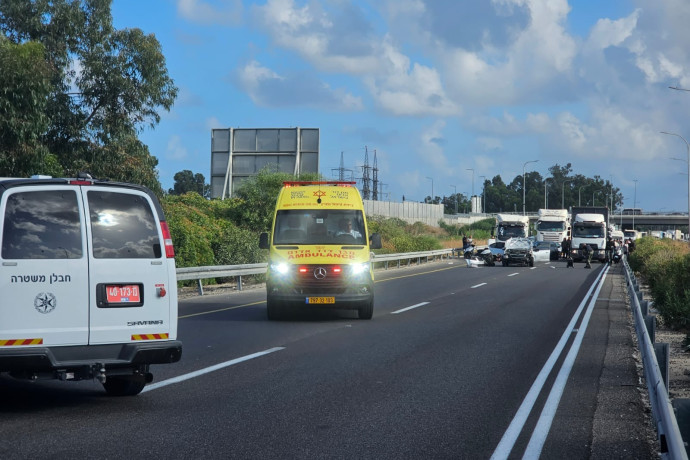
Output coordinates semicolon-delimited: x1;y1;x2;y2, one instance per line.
0;258;653;459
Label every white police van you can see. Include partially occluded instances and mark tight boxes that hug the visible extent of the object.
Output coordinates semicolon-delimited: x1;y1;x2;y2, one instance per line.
0;175;182;395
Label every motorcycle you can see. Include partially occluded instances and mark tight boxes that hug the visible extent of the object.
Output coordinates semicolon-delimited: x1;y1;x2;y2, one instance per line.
479;248;496;267
463;245;496;267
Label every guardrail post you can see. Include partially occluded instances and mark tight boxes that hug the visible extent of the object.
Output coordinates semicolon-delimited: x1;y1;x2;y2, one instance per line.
655;342;670;393
645;315;656;344
640;300;649;316
672;399;690;457
197;279;204;296
237;275;243;291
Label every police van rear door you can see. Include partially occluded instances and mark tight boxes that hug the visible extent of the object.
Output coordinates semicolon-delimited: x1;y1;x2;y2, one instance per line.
83;186;173;345
0;185;89;347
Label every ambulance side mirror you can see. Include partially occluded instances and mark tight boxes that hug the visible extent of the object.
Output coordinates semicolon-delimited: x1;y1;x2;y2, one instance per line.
259;232;270;249
369;233;382;250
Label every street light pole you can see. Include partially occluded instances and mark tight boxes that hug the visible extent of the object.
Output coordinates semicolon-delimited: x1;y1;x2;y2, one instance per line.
593;190;602;206
660;131;690;239
579;185;587;206
544;178;551;209
450;185;457;214
479;175;486;214
522;160;538;215
562;179;574;209
633;179;638;231
426;176;433;203
466;169;474;212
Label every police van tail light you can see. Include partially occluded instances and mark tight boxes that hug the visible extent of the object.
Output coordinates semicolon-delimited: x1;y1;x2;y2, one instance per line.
160;222;175;258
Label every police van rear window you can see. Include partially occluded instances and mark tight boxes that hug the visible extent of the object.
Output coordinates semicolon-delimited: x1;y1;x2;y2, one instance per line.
2;190;83;259
88;191;161;259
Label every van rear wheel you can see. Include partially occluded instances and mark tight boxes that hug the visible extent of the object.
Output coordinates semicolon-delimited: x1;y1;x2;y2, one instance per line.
103;376;146;396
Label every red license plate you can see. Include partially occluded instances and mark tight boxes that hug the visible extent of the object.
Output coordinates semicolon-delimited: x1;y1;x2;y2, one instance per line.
106;285;141;303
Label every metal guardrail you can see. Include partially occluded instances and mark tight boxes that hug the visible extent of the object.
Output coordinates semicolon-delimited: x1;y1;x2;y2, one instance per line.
623;258;687;459
175;249;457;295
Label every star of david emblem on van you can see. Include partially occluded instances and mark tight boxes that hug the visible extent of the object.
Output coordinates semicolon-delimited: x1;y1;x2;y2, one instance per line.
34;292;56;314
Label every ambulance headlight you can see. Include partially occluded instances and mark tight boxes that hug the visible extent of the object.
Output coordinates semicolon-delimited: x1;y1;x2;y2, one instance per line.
270;263;290;275
351;262;370;276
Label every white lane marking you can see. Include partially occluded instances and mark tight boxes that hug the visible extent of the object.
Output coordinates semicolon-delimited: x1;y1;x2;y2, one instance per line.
472;283;487;289
491;265;608;460
508;273;519;277
142;347;285;393
523;265;610;458
530;267;537;270
391;302;430;315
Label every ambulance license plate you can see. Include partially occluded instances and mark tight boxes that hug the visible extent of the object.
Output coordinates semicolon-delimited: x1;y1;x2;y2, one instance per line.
106;284;142;303
306;297;335;304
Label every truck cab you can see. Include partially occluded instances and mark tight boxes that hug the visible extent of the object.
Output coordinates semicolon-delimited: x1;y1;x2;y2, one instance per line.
536;209;569;244
489;214;530;245
570;213;607;262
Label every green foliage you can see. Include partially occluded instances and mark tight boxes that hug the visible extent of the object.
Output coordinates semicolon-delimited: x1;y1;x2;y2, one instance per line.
439;218;494;241
0;0;176;192
230;168;322;231
367;216;442;253
629;237;690;329
169;170;210;197
0;39;57;176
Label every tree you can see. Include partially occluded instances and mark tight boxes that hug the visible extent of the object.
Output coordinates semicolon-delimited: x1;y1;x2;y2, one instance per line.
169;170;210;197
230;169;322;231
0;38;62;176
0;0;177;194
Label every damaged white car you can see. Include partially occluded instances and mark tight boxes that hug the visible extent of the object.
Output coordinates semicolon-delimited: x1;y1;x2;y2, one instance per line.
502;237;535;267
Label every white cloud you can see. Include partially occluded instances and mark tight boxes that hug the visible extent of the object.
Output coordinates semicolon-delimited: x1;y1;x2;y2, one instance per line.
586;10;639;52
252;0;380;74
177;0;242;25
206;117;224;131
252;0;456;116
438;0;578;106
166;135;188;161
418;120;450;171
365;41;459;116
234;61;363;111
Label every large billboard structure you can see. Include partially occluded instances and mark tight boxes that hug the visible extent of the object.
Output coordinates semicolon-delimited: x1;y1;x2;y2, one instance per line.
210;127;319;199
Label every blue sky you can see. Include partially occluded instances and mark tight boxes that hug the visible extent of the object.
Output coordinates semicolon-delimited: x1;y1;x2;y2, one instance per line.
111;0;690;213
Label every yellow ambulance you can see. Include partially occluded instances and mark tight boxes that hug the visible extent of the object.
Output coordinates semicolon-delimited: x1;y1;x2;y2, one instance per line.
259;181;381;320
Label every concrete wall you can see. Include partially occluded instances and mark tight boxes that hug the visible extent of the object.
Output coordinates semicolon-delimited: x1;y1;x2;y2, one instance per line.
363;200;491;227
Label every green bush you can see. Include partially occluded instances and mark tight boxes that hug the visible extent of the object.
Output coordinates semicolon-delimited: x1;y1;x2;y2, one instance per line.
367;217;443;253
629;237;690;329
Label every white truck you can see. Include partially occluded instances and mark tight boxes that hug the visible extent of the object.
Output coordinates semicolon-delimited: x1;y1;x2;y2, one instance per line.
570;212;607;262
536;209;570;244
489;214;530;245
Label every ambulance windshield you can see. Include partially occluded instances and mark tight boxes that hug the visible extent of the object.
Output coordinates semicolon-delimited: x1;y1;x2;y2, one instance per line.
274;210;366;245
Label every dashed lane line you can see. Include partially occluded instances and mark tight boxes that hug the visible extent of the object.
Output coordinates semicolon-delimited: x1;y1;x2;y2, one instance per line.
391;302;430;315
142;347;285;393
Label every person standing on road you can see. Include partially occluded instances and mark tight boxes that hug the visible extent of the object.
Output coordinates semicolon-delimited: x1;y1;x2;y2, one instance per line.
582;243;593;268
561;237;571;259
605;237;615;264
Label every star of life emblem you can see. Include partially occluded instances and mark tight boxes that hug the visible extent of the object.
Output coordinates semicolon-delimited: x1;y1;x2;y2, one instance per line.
35;292;56;314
